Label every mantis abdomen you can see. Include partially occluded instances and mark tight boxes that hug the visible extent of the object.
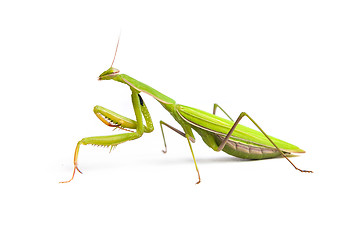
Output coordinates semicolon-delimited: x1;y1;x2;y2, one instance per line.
214;135;282;160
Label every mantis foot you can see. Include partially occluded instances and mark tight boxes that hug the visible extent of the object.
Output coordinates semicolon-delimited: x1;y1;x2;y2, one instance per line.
296;168;313;173
59;165;83;183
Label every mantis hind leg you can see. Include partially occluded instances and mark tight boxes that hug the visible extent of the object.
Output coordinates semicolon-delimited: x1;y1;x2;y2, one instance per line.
213;103;234;121
217;112;313;173
159;121;200;184
60;91;149;183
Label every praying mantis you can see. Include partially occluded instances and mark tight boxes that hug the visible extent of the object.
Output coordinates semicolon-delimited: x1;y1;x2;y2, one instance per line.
61;40;312;184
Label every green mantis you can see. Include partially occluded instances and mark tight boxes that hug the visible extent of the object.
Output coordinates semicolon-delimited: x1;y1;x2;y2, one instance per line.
61;41;312;184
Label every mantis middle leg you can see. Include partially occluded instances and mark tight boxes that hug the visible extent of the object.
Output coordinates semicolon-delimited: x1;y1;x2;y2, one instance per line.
159;121;200;184
160;121;195;153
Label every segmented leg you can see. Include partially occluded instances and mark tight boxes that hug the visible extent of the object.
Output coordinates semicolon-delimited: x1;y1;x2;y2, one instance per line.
186;134;201;184
60;90;148;183
159;121;195;153
94;106;136;132
159;121;199;184
217;112;313;173
93;95;154;133
213;103;234;121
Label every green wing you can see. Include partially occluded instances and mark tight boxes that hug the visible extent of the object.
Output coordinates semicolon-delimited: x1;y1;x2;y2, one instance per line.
177;105;305;153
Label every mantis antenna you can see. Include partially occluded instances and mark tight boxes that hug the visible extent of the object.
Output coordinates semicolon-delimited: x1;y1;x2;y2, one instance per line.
111;36;120;68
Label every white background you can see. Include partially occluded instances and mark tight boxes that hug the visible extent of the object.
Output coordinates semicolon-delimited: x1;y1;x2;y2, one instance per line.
1;1;359;239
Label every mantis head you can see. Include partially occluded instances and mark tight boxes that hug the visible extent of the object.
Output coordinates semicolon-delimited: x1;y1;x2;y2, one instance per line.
98;67;120;80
